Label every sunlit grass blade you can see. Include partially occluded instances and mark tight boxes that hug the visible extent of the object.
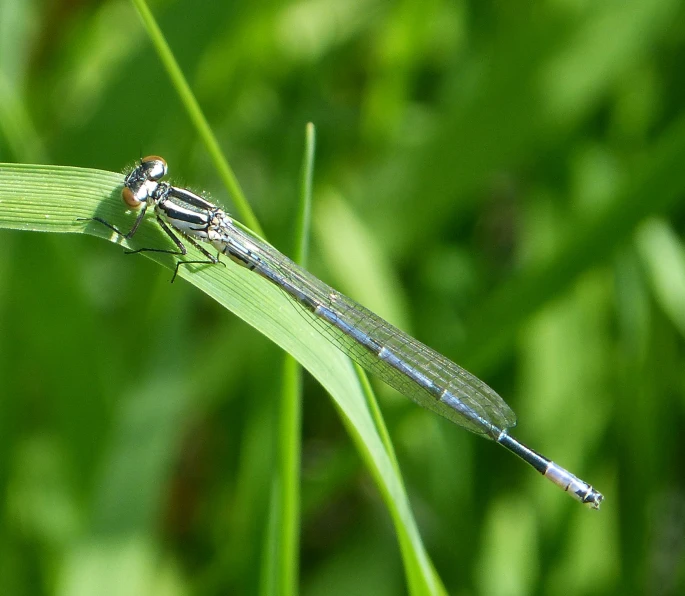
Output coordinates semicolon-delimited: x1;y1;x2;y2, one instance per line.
0;163;446;595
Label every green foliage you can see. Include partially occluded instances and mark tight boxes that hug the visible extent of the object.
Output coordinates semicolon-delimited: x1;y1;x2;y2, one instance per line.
1;0;685;594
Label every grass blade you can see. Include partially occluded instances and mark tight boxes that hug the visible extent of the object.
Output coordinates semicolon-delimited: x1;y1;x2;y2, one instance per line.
0;162;446;595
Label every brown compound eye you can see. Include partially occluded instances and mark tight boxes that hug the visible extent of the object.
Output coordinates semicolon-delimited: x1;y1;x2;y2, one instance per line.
122;186;142;208
140;155;167;181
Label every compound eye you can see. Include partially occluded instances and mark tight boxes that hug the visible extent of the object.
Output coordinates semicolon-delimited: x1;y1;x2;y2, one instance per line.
141;155;167;181
122;186;143;208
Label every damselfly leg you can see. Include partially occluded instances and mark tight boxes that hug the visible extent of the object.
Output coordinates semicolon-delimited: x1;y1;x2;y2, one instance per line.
80;155;224;282
77;203;149;240
123;215;223;282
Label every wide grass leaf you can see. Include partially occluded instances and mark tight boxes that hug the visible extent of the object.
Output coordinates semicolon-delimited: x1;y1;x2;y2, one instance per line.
0;162;446;596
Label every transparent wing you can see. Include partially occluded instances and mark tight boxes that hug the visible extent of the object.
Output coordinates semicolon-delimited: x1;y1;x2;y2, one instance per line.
230;224;517;438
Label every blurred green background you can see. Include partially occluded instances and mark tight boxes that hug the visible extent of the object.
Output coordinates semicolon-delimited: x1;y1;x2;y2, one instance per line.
2;0;685;594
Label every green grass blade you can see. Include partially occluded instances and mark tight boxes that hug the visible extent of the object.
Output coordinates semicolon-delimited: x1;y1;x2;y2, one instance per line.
0;163;446;595
128;0;263;237
293;123;315;265
270;123;316;596
272;358;302;596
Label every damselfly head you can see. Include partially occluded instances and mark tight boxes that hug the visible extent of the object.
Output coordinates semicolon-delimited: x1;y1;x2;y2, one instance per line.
122;156;168;208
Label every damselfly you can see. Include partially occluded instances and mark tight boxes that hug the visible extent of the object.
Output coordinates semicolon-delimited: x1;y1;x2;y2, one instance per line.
82;156;604;509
